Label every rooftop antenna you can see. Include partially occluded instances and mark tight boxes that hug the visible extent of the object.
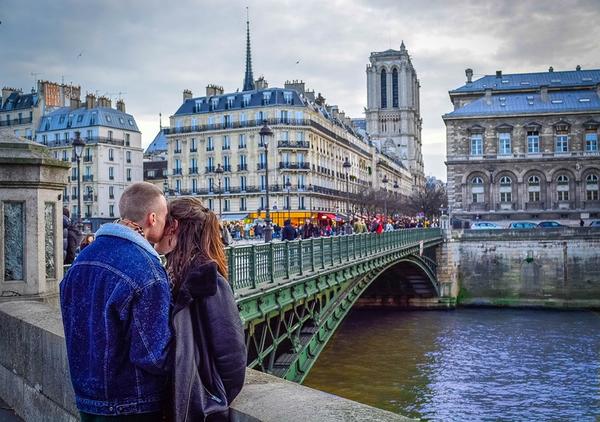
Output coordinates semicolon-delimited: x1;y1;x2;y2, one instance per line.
159;113;162;130
30;72;42;90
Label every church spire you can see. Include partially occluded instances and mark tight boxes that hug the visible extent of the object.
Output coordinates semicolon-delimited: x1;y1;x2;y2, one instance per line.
242;8;255;91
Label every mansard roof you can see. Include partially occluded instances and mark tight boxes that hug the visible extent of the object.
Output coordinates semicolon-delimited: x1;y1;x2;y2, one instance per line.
173;88;305;116
444;89;600;118
0;91;40;111
451;69;600;94
145;129;168;154
37;106;140;132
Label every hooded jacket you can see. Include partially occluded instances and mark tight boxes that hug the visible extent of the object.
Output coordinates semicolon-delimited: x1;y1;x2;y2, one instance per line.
171;261;246;421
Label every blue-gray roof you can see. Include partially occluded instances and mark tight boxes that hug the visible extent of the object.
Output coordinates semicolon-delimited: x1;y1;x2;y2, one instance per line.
444;89;600;118
451;69;600;93
145;130;167;154
1;91;39;111
37;106;140;132
174;88;305;116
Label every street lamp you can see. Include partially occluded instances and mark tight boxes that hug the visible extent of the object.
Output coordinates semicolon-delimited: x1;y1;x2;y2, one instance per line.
382;174;389;218
308;183;313;219
393;180;399;216
259;121;274;242
215;163;224;219
163;177;169;195
343;157;351;226
72;132;85;229
285;178;292;221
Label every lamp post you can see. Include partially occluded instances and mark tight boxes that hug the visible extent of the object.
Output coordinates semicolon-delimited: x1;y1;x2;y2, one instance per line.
215;163;224;219
343;157;351;225
259;121;274;242
72;132;85;229
308;183;313;220
163;177;169;195
382;174;389;218
285;178;292;221
393;180;399;216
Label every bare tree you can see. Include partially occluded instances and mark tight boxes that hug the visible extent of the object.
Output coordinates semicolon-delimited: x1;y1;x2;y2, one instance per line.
406;177;448;218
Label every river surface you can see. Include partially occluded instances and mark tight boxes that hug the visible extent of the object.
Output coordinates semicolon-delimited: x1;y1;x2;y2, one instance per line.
304;309;600;421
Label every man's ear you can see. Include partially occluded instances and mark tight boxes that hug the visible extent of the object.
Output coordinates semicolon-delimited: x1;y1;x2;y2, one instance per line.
148;212;157;227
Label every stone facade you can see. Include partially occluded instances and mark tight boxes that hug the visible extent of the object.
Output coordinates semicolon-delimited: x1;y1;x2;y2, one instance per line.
365;42;425;188
443;68;600;221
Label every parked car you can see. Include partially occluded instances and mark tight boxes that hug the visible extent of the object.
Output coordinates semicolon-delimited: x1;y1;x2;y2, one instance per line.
508;221;537;229
471;222;502;230
589;220;600;227
537;221;564;228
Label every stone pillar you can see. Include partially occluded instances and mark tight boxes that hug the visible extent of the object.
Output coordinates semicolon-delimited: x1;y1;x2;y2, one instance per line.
0;131;69;301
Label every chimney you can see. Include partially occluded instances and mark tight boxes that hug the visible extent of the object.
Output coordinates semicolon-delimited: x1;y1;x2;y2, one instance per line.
338;111;346;121
97;96;111;108
465;68;473;83
183;89;193;101
284;79;305;95
576;65;581;71
2;87;19;100
540;85;549;102
484;88;492;105
254;76;268;90
70;97;81;109
116;99;125;113
548;66;554;72
496;70;502;79
85;93;96;109
205;85;223;97
304;89;315;102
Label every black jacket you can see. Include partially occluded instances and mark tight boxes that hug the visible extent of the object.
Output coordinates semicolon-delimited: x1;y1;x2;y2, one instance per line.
281;223;297;241
171;261;246;421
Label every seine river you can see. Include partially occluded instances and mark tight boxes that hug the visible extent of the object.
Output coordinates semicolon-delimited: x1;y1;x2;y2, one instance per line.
304;309;600;421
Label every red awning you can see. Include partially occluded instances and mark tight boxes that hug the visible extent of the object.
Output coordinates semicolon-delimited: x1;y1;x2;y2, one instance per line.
318;213;336;220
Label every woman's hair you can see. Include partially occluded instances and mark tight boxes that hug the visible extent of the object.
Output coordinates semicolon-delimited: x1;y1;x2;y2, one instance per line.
166;197;228;291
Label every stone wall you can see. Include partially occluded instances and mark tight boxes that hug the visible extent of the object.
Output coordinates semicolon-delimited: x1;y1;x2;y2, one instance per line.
438;228;600;308
0;301;410;422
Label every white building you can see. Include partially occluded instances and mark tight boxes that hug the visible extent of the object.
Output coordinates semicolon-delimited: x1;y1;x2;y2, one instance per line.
35;94;143;230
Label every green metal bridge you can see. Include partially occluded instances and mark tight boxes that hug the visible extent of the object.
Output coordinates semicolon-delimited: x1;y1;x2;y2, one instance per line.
226;228;446;383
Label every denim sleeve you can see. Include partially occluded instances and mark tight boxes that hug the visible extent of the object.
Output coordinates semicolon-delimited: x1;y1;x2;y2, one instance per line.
129;279;173;375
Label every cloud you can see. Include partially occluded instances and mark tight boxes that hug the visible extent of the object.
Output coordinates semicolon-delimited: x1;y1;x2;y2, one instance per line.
2;0;599;181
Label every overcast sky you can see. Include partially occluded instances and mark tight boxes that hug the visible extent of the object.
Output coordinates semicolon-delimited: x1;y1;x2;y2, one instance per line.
2;0;600;180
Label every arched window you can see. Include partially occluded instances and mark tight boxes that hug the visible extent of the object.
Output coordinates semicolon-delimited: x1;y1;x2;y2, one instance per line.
528;175;541;202
380;69;387;109
557;175;570;201
471;177;484;203
499;176;512;202
586;174;599;201
392;68;398;107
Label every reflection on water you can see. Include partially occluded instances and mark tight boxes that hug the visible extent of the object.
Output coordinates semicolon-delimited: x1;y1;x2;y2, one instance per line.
304;309;600;421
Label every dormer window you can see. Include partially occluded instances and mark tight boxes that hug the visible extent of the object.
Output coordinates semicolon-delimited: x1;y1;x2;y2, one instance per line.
242;94;251;107
226;96;235;109
106;114;112;122
283;91;293;105
194;99;203;113
59;115;65;124
262;91;272;105
210;98;219;110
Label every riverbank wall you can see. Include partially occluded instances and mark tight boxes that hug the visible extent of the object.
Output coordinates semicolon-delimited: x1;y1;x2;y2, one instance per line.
0;300;411;422
438;227;600;309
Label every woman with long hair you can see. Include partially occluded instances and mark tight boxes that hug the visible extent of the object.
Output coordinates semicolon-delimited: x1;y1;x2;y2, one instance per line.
155;197;246;421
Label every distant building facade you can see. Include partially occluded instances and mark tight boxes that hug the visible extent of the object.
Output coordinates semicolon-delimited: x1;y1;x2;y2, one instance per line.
36;94;143;230
0;81;81;140
144;125;168;190
443;67;600;221
365;42;425;188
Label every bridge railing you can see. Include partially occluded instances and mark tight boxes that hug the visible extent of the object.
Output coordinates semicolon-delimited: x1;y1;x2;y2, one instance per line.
227;228;442;291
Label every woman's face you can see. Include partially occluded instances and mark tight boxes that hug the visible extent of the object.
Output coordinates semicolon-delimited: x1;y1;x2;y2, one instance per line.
155;221;178;255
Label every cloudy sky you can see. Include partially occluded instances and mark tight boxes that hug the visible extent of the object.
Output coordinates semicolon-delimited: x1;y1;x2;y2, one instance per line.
2;0;600;180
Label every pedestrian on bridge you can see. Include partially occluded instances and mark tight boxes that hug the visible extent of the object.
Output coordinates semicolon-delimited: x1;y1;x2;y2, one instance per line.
157;197;246;421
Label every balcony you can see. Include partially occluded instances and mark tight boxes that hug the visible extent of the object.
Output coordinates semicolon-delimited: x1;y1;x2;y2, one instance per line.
497;202;516;211
190;147;198;153
44;136;126;148
467;203;488;212
83;194;95;202
109;194;114;200
161;118;311;135
222;145;231;151
554;201;574;210
277;140;310;149
205;166;215;174
172;168;183;176
0;117;33;127
174;149;182;154
206;146;215;152
82;175;94;182
189;167;198;174
525;202;545;210
223;165;231;172
238;143;247;149
237;164;248;171
278;161;310;170
126;158;131;163
83;156;93;162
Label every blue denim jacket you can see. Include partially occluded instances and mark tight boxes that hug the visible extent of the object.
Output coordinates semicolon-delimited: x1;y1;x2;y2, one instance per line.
60;223;172;415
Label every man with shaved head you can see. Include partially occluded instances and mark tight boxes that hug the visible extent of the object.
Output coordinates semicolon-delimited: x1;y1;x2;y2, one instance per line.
60;182;172;421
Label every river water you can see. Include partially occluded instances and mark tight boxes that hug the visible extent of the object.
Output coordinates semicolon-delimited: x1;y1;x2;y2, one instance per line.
304;309;600;421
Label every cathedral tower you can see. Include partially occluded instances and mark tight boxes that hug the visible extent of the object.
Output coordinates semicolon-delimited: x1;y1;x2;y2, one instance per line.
365;42;424;187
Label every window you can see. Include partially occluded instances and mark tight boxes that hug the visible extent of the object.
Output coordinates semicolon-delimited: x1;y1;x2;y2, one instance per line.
281;130;289;141
210;98;219;110
90;112;97;125
380;69;387;108
555;135;568;153
242;94;251;107
586;132;598;152
240;176;247;191
226;97;234;109
223;135;230;150
528;176;541;202
192;179;198;194
109;167;114;180
208;116;215;129
106;114;112;122
119;117;124;124
280;110;289;124
255;111;264;123
207;137;214;151
207;156;214;171
260;175;266;191
586;174;599;200
238;134;246;149
498;133;511;155
86;129;93;140
471;177;484;203
224;177;230;192
239;155;247;171
109;186;114;199
470;134;483;156
527;131;540;154
125;133;130;146
190;138;197;152
295;111;304;123
262;91;271;105
175;179;181;193
283;91;293;105
108;130;113;141
208;178;214;193
223;115;232;128
126;151;131;163
392;68;398;108
126;168;131;182
208;198;213;211
557;175;569;201
109;149;114;161
240;197;246;211
109;205;114;217
499;176;512;202
240;113;246;127
296;131;305;142
191;118;198;130
175;139;181;153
